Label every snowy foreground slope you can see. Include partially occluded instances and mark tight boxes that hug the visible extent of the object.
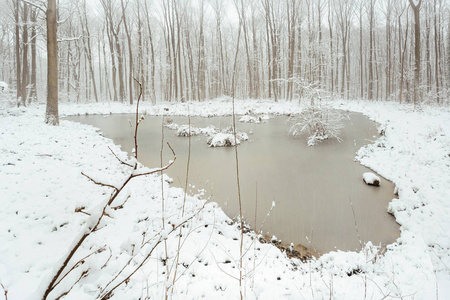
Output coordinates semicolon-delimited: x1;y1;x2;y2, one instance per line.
0;99;449;299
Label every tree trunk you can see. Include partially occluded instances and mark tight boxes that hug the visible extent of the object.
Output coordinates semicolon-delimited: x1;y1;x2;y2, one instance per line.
14;0;21;102
408;0;422;106
21;3;29;106
45;0;59;125
121;0;133;105
433;0;440;104
30;8;38;102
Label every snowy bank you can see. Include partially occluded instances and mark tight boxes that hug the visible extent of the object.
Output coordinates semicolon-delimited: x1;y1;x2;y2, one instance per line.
1;99;449;299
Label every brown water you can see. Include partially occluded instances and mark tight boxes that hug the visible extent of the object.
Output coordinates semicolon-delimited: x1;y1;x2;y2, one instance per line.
68;112;399;254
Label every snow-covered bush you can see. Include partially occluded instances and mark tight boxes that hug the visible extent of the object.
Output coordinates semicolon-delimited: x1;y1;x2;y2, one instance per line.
177;124;202;136
207;127;249;147
207;132;240;147
289;104;343;146
239;115;261;123
222;126;249;142
0;81;8;92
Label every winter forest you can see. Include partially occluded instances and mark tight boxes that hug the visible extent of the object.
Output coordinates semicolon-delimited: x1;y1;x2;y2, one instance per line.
1;0;450;107
1;0;450;299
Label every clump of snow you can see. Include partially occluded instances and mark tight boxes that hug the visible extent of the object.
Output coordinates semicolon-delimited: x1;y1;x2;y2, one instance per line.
239;115;261;123
176;124;202;137
207;133;240;147
0;81;8;92
222;126;249;141
363;172;381;186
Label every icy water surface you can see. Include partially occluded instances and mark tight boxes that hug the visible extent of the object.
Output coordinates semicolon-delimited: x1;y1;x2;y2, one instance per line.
68;112;399;254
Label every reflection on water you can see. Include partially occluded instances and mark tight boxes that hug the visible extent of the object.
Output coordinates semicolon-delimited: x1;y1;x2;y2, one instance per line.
68;112;399;254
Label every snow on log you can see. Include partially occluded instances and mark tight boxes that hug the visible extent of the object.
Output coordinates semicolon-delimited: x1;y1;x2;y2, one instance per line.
363;172;381;186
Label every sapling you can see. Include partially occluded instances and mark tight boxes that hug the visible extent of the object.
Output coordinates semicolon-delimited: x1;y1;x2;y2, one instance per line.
40;79;197;300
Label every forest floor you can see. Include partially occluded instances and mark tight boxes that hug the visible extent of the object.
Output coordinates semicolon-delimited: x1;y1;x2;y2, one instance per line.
0;98;449;299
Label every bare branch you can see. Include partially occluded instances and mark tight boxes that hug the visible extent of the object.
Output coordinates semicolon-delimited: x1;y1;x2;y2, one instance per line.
21;0;46;13
52;246;105;289
81;172;119;192
130;143;176;178
108;146;133;168
0;281;7;300
54;270;89;300
133;78;143;160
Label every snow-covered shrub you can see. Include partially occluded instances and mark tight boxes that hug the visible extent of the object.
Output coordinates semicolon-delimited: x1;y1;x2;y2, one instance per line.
222;126;249;141
239;115;261;123
207;132;240;147
289;105;343;146
0;81;8;92
177;124;202;137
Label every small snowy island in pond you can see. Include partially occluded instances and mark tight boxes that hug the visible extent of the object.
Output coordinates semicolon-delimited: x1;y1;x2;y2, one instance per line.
207;131;249;147
363;172;381;186
166;120;250;147
207;133;240;147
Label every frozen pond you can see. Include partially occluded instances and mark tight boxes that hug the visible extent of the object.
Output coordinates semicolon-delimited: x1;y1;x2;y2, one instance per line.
68;112;399;255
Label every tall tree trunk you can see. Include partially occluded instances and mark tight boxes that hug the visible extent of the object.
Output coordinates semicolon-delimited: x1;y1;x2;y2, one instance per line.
14;0;21;102
408;0;422;106
45;0;58;125
30;8;38;102
21;3;28;106
121;0;133;104
433;0;440;104
368;0;374;100
79;0;98;102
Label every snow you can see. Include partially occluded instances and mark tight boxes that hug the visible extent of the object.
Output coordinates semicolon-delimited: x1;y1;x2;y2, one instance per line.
0;99;449;299
239;115;261;123
175;124;218;137
207;132;240;147
0;81;8;91
363;172;381;186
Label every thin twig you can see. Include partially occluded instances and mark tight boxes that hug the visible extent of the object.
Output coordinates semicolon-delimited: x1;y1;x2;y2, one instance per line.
231;17;244;300
54;270;89;300
133;78;143;160
172;100;192;294
0;282;7;300
348;195;363;249
108;146;133;168
81;172;119;192
130;143;176;178
160;110;170;300
52;246;105;289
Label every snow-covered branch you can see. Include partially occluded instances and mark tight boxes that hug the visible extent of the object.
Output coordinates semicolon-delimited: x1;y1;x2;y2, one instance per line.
21;0;46;13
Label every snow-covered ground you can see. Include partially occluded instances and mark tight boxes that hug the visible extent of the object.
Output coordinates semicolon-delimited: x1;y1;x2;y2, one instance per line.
0;99;449;299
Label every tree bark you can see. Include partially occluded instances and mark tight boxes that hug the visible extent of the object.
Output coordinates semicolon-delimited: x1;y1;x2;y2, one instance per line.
21;3;29;106
121;0;133;105
408;0;422;106
45;0;59;125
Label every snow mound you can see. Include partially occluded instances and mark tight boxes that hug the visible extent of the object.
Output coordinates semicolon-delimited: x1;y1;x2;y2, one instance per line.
0;81;8;92
363;172;381;186
239;115;261;123
176;124;218;137
207;133;240;147
177;124;202;137
164;123;179;130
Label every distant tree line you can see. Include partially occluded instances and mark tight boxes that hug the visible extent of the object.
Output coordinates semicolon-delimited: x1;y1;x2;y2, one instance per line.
1;0;450;106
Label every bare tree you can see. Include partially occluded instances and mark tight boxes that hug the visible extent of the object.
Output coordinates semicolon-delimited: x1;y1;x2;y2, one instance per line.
45;0;58;125
121;0;133;104
408;0;422;106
